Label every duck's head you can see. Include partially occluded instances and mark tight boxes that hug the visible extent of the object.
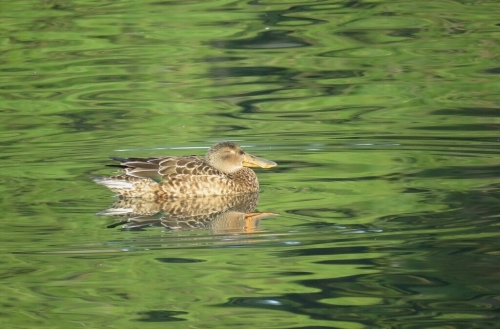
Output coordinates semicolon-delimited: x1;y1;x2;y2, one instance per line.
205;142;277;174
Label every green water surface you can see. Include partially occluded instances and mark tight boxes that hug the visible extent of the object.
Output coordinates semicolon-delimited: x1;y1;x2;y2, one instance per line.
1;0;499;328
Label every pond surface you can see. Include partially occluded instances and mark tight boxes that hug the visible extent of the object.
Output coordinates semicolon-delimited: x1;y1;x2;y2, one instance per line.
1;0;500;328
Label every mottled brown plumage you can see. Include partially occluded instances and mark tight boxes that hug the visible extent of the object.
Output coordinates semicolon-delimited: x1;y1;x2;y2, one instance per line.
93;142;277;199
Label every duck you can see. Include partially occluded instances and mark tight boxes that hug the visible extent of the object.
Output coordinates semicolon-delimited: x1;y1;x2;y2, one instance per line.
93;141;277;199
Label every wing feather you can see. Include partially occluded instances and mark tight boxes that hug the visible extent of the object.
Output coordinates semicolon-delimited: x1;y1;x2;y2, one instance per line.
110;155;226;182
158;156;225;179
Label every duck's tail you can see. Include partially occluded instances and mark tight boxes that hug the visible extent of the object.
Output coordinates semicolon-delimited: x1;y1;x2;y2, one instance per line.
93;175;160;200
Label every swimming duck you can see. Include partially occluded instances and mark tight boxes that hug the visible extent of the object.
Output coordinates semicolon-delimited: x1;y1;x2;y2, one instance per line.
93;141;277;199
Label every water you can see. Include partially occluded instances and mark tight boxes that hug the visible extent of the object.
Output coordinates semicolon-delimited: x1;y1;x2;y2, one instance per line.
1;0;500;328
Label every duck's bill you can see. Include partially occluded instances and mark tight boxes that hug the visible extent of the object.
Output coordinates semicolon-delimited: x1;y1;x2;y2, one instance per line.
242;154;277;168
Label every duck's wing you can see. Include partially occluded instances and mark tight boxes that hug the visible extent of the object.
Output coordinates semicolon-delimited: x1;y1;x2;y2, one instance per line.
157;156;224;179
110;155;225;181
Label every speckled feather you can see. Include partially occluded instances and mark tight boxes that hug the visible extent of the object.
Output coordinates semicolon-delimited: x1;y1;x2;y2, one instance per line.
93;142;276;199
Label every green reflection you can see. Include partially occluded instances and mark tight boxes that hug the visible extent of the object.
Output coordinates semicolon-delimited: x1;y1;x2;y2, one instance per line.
1;0;500;328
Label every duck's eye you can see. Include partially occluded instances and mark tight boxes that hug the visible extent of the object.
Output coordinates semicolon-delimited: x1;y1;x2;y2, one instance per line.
239;150;244;155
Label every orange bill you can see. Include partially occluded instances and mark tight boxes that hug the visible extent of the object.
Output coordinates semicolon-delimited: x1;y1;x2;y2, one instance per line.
242;153;277;168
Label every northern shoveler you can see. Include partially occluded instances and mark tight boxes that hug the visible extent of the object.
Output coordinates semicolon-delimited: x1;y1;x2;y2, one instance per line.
93;141;277;199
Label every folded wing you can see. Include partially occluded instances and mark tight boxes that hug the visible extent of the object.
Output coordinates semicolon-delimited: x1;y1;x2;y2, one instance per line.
110;155;226;181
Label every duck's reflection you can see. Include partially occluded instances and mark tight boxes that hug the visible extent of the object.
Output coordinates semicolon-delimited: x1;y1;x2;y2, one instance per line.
98;193;277;234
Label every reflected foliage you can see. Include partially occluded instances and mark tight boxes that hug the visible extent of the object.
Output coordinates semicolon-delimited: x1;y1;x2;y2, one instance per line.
1;0;500;328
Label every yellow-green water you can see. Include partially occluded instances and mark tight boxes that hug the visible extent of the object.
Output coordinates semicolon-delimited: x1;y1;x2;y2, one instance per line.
1;0;499;328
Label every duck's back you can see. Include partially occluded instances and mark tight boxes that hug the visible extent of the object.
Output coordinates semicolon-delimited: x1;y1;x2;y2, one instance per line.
94;155;259;199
